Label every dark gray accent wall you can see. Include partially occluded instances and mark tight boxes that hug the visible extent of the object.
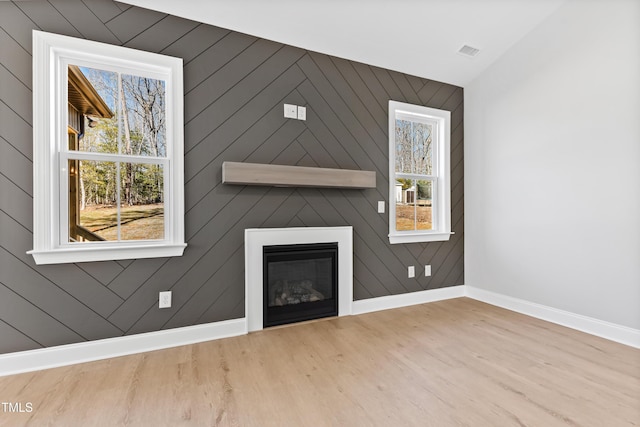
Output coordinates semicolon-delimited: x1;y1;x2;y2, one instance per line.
0;0;463;354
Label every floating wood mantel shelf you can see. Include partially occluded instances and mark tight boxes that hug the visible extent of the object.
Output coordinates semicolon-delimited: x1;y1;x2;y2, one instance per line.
222;162;376;189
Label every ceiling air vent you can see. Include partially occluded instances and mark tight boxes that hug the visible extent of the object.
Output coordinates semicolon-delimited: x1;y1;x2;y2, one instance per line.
458;45;480;57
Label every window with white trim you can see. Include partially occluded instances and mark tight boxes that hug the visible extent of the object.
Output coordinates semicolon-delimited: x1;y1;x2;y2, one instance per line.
388;101;452;244
29;30;186;264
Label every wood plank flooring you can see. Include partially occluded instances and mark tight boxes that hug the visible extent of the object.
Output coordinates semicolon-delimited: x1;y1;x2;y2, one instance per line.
0;298;638;426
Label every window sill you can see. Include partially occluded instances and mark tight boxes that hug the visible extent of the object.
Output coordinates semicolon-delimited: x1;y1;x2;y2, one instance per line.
389;231;453;244
28;243;187;265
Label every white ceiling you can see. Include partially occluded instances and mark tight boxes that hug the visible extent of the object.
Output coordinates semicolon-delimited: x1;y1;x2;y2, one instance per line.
121;0;566;87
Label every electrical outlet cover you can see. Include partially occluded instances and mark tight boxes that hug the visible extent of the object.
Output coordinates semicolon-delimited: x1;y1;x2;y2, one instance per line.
159;291;172;308
425;265;432;277
408;266;415;278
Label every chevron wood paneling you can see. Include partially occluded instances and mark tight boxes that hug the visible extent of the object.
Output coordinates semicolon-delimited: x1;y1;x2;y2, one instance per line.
0;0;464;354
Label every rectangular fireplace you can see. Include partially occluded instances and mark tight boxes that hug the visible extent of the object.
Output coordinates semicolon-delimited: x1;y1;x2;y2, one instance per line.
245;226;353;332
263;243;338;327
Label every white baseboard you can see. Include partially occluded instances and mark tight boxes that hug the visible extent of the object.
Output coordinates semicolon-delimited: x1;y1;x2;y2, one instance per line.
0;287;465;377
3;284;636;377
352;285;465;315
0;318;247;377
465;286;640;349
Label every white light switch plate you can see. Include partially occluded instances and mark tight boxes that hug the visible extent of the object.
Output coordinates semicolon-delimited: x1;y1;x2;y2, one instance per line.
425;265;432;277
377;201;385;213
297;106;306;120
284;104;297;119
408;266;415;278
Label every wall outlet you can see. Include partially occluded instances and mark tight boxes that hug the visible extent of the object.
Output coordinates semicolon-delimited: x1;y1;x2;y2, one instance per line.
159;291;172;309
425;265;432;277
377;201;385;213
408;266;415;278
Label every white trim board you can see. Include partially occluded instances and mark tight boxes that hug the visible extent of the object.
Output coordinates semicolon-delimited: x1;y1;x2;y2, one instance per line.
465;286;640;349
0;318;247;377
352;285;465;315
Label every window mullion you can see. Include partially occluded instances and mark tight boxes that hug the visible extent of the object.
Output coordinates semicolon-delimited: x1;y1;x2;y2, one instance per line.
413;179;418;231
117;71;122;241
411;123;417;231
59;151;70;245
116;162;122;241
65;151;167;165
395;173;434;180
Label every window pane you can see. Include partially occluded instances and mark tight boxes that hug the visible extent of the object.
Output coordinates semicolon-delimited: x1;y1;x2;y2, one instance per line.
69;159;164;242
395;119;413;173
121;74;167;158
70;159;118;242
395;179;434;232
416;180;433;230
413;122;433;175
68;66;167;158
395;179;416;231
119;162;165;241
68;65;118;154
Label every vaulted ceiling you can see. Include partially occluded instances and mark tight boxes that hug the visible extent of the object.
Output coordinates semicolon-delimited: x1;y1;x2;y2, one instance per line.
121;0;566;87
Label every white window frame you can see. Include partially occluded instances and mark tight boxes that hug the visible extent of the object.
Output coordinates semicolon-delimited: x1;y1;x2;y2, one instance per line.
388;100;452;244
28;30;186;264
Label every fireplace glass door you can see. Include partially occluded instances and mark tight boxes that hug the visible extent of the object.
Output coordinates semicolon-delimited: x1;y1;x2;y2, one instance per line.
263;243;338;327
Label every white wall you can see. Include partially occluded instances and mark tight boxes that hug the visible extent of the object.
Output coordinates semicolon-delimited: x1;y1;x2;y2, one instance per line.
465;0;640;329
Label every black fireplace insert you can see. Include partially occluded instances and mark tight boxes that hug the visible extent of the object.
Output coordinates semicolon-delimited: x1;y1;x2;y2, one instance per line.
263;242;338;327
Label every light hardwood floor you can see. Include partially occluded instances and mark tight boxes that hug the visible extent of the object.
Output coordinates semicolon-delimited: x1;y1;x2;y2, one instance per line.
0;298;638;426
